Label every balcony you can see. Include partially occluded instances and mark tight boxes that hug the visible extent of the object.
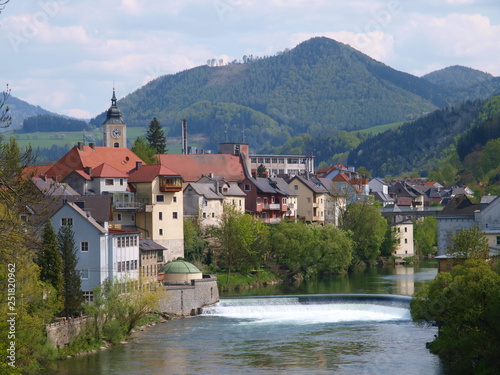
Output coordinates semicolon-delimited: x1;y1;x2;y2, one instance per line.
113;193;143;211
263;203;281;210
159;176;182;192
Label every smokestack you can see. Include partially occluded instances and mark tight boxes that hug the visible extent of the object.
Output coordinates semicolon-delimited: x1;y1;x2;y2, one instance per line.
136;161;142;170
182;119;187;154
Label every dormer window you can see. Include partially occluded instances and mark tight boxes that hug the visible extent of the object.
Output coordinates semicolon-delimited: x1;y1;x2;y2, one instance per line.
159;176;182;192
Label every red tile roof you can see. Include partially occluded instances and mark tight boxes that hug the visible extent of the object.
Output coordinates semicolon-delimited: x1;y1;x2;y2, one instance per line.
45;145;144;180
128;164;181;183
92;163;129;178
157;154;246;182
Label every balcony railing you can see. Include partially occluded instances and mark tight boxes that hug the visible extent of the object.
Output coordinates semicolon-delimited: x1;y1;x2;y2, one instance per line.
114;201;144;210
263;203;281;210
159;176;182;192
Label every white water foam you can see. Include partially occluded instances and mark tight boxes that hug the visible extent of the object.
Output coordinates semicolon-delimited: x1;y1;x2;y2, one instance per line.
203;298;410;325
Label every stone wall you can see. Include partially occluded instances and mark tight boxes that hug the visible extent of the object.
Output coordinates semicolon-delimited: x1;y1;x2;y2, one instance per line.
45;275;219;348
159;275;219;316
46;317;87;348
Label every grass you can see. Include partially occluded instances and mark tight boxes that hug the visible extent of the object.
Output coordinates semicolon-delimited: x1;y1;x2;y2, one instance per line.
355;121;406;135
215;270;280;292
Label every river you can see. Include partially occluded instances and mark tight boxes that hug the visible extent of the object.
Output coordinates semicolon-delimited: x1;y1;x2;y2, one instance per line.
39;259;446;375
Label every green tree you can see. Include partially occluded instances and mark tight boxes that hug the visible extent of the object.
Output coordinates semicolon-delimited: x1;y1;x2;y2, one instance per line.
447;225;489;263
1;84;11;128
0;135;61;372
341;200;387;266
58;225;83;318
184;217;208;263
414;216;437;257
257;163;267;177
131;136;158;164
411;259;500;373
380;222;399;257
213;204;268;280
146;117;167;154
37;220;64;295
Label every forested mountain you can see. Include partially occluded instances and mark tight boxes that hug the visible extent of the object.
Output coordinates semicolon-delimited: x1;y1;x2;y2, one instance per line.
0;95;54;131
21;114;90;133
90;37;459;153
422;65;495;89
347;100;485;177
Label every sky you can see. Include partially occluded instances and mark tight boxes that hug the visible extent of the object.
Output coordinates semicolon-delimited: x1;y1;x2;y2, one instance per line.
1;0;499;119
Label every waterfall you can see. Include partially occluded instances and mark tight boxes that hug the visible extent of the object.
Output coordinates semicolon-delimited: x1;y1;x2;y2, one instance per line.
202;294;411;324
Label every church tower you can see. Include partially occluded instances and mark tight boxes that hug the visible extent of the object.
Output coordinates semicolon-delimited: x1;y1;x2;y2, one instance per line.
102;89;127;147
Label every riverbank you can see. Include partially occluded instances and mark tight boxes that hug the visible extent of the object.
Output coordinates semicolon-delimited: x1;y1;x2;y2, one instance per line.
215;269;281;293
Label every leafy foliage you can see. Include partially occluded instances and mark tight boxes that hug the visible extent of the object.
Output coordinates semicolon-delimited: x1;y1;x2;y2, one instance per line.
270;221;353;277
413;217;437;256
340;200;387;266
131;136;157;164
422;65;494;89
410;259;500;373
37;220;64;295
446;225;489;262
183;218;208;263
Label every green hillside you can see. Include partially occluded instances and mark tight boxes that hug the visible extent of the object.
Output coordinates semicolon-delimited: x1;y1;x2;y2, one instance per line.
421;65;495;89
90;37;453;153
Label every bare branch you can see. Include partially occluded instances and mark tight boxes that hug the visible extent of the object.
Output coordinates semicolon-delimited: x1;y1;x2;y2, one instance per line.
0;84;12;128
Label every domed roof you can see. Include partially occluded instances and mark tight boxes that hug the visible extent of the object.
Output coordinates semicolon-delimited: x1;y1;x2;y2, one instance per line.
161;259;201;274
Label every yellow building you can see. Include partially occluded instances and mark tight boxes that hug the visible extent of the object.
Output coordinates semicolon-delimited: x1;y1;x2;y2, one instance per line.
128;163;184;262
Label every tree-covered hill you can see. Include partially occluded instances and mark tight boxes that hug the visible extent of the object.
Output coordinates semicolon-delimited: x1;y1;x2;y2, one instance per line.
421;65;495;89
90;37;457;152
0;95;54;132
21;114;90;133
346;99;485;177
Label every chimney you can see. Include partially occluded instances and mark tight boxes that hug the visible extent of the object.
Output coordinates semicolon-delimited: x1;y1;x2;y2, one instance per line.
136;161;142;170
89;142;96;150
77;141;84;151
84;167;92;177
181;119;187;154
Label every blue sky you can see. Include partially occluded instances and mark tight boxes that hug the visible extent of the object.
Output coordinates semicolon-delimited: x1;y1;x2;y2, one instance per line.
1;0;499;119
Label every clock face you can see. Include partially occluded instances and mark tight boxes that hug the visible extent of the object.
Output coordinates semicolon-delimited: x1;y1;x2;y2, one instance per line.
111;128;122;138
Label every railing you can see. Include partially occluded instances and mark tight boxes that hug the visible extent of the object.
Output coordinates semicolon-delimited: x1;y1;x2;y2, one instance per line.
263;203;281;210
114;201;144;210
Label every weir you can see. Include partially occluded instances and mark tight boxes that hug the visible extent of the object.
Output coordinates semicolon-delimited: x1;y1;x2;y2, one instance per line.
202;294;412;324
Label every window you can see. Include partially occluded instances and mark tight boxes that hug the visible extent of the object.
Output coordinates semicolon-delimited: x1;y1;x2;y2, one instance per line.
131;214;135;222
126;261;130;271
117;213;122;221
204;200;208;206
271;196;275;203
244;184;251;191
203;212;206;218
134;236;138;246
61;217;73;226
307;197;311;203
258;158;264;163
156;195;164;202
159;228;163;236
265;158;271;163
279;158;284;163
83;291;94;303
212;212;215;218
283;198;287;204
497;236;500;245
81;242;89;252
120;179;124;186
404;238;408;244
257;197;261;204
117;262;122;272
232;199;236;205
105;179;114;186
172;212;178;219
404;227;408;233
159;212;163;221
173;196;177;203
126;237;130;247
272;158;278;163
81;269;89;279
294;185;298;191
251;158;257;163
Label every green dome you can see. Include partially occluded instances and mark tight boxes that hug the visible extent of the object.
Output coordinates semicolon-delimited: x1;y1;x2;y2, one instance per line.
161;259;201;274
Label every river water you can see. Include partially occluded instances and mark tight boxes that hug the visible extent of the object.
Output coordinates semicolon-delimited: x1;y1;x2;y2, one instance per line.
39;260;445;375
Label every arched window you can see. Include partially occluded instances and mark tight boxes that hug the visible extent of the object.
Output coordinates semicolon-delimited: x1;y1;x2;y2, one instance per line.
114;142;119;147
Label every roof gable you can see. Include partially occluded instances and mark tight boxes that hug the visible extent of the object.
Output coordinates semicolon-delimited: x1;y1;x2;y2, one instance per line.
92;163;129;178
128;164;181;183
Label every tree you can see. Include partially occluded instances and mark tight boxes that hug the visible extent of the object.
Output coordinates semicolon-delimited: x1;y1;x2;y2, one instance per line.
411;259;500;373
257;163;267;177
341;200;387;266
184;217;208;263
414;216;437;256
131;136;158;164
58;225;83;318
447;225;489;263
212;204;268;280
146;117;167;154
37;220;64;295
379;222;399;257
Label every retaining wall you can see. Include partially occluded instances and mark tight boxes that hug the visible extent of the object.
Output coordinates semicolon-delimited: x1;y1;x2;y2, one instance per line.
159;275;219;316
46;317;87;348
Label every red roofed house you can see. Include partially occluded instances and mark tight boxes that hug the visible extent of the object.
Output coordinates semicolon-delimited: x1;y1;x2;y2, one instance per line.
128;163;184;263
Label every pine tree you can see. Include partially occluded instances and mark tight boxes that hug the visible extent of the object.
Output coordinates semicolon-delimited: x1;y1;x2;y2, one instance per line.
58;225;83;318
146;117;167;154
37;220;64;295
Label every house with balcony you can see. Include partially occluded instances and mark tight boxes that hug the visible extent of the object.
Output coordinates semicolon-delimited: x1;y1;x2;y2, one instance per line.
128;163;184;261
239;176;292;224
288;175;328;224
184;175;246;227
49;200;140;302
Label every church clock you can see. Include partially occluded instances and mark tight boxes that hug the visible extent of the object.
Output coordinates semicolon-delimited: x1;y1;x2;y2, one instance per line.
102;89;127;147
